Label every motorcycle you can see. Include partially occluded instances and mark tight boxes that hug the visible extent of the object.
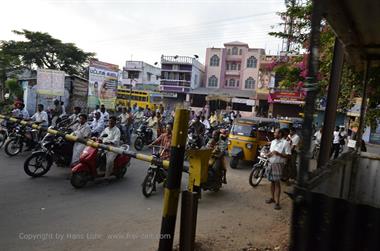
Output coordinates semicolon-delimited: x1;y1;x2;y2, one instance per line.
4;125;40;157
134;119;154;151
201;149;226;192
23;127;74;177
70;137;131;188
0;120;15;148
249;145;269;187
141;146;167;197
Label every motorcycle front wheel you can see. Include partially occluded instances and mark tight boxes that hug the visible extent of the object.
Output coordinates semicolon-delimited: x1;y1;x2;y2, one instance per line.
134;136;144;151
24;152;52;177
142;170;156;198
71;172;88;188
4;138;23;156
0;131;7;148
249;163;265;187
229;157;239;169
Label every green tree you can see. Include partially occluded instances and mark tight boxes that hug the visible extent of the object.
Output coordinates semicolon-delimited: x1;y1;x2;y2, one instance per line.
5;78;23;100
0;29;95;77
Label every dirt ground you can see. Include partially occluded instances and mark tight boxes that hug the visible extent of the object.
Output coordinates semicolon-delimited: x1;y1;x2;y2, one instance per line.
174;164;292;251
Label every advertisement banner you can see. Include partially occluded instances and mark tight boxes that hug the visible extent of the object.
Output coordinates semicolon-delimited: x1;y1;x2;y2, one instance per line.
268;89;305;104
36;69;65;96
88;60;119;110
257;70;275;94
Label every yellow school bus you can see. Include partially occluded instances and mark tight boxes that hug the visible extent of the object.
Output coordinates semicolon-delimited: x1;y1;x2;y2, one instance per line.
116;89;163;109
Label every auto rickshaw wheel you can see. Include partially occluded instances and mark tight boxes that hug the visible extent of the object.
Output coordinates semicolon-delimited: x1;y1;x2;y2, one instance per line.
229;157;239;169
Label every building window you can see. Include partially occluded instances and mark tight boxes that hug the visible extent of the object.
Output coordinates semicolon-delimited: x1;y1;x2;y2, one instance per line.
239;48;242;55
231;63;237;70
210;55;220;66
147;72;152;81
128;71;139;79
208;75;218;87
247;56;257;68
173;65;179;70
229;79;236;87
245;77;255;89
225;80;228;86
232;47;238;55
237;80;239;87
227;48;231;55
237;64;241;70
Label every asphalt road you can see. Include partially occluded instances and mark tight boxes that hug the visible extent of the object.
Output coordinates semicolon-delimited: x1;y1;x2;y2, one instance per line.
0;140;293;251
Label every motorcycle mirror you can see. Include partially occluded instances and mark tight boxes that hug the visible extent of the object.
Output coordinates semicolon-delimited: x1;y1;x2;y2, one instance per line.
101;134;108;137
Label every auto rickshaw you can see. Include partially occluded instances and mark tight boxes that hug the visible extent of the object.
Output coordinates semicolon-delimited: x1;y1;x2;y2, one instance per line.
227;118;278;169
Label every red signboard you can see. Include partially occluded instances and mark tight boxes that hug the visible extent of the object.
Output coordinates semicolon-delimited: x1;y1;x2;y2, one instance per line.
268;89;305;104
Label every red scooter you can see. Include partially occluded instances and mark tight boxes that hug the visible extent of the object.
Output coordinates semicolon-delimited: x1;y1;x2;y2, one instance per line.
70;139;131;188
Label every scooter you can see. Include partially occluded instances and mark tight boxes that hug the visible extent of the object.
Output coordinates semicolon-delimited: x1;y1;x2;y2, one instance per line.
70;136;131;188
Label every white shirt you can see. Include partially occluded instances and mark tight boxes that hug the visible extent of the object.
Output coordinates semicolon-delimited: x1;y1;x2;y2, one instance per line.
100;111;109;121
91;119;105;135
202;119;211;129
314;131;322;143
31;111;48;127
101;126;121;146
333;131;340;144
269;138;291;164
119;113;130;124
21;109;30;119
72;123;91;139
290;134;300;151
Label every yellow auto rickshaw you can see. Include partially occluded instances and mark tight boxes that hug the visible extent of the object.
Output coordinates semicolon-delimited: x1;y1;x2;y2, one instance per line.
227;118;279;168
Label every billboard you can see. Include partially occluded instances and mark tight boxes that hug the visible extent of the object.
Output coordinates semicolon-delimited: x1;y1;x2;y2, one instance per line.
268;89;305;105
257;70;275;94
36;69;65;96
88;60;119;110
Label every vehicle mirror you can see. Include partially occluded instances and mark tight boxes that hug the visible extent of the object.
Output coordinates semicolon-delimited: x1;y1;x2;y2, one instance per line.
101;134;108;137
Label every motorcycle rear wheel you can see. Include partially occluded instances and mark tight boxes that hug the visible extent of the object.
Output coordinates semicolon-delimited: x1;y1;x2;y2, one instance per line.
134;136;144;151
115;165;128;179
142;170;156;198
24;152;52;177
5;138;23;156
71;172;88;188
249;163;265;187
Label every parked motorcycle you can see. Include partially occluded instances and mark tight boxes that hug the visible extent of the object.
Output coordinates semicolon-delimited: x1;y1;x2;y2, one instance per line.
142;146;167;197
134;120;154;151
70;137;131;188
23;127;74;177
249;145;269;187
4;125;39;156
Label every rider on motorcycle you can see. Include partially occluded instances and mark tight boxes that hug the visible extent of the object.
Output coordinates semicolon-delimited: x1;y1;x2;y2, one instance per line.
189;116;205;148
206;130;227;184
148;123;172;160
71;114;92;164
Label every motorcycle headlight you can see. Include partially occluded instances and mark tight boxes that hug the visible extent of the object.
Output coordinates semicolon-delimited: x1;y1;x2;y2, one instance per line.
246;143;253;149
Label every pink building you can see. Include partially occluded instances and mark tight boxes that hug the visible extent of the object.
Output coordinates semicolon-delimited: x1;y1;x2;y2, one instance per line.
192;41;265;115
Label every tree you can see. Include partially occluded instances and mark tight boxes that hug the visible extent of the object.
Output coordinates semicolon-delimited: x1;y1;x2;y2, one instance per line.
0;29;95;77
5;78;23;100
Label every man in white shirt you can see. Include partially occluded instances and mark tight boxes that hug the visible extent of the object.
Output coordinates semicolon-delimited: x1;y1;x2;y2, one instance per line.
31;104;49;128
201;116;211;130
266;128;291;210
68;107;81;128
100;116;121;180
20;104;30;119
71;114;91;164
288;127;300;181
330;126;341;159
99;104;109;122
90;112;105;137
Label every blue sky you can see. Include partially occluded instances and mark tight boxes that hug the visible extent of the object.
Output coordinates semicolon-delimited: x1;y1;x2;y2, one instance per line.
1;0;285;67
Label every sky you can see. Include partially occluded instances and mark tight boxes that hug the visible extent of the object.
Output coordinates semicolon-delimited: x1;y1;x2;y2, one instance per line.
0;0;286;67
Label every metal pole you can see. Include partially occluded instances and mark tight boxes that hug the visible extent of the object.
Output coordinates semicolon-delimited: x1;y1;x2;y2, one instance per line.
355;60;370;151
297;0;323;187
179;191;198;251
317;38;345;168
158;108;189;251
